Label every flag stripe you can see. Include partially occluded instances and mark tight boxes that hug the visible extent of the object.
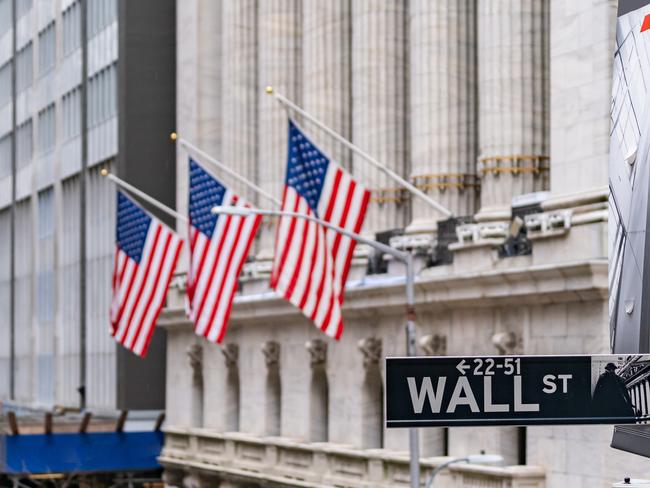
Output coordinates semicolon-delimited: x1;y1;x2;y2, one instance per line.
116;225;163;343
125;230;173;350
111;191;182;357
200;213;247;337
187;159;261;343
134;236;183;356
271;121;369;339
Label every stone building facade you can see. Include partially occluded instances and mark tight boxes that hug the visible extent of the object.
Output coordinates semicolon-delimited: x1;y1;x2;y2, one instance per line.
159;0;645;486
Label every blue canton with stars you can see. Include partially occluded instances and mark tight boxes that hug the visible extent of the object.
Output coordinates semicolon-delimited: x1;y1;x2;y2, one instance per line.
116;191;152;264
286;120;331;214
189;158;227;239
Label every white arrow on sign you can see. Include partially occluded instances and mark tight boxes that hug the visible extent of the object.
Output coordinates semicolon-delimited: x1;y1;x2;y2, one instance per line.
456;359;470;375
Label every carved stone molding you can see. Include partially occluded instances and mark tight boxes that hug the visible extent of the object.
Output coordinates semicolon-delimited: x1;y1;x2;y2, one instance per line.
186;343;203;385
161;468;184;487
357;337;382;369
222;343;239;369
305;339;327;367
492;331;522;355
182;471;217;488
261;340;280;368
418;334;447;356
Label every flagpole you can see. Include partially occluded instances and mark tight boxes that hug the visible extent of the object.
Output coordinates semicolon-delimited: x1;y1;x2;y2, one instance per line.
100;169;188;223
265;86;453;219
211;204;421;488
170;133;282;208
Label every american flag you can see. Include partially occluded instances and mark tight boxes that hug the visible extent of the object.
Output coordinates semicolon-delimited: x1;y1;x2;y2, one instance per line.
271;121;370;339
110;191;183;357
186;158;262;343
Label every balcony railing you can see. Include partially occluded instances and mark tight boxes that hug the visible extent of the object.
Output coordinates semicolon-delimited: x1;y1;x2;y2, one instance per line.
159;428;546;488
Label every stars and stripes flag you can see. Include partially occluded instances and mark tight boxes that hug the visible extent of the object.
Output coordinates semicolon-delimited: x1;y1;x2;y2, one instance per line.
186;158;262;343
271;121;370;339
110;191;183;357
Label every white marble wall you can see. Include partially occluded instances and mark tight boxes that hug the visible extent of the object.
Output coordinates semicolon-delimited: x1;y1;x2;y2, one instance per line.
550;0;616;195
257;0;302;258
176;0;222;269
175;0;199;260
352;0;408;233
302;0;351;170
221;0;258;193
409;0;478;231
477;0;550;221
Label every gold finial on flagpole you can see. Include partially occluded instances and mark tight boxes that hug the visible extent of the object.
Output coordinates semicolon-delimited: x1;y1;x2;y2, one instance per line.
100;168;108;177
265;86;274;95
170;132;177;141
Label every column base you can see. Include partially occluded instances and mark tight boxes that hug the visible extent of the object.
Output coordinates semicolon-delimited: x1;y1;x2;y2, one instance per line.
474;205;511;223
404;218;438;235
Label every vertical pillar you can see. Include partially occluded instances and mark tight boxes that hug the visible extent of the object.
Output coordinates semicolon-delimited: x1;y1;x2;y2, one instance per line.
221;0;257;195
257;0;301;258
197;1;222;157
176;0;221;257
352;0;408;234
302;0;351;168
550;0;615;195
408;0;478;233
476;0;549;222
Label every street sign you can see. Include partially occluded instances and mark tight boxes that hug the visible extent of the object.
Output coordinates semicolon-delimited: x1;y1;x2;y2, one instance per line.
386;354;650;427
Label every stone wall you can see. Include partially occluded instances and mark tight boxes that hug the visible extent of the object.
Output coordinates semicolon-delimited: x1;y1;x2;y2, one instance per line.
167;0;639;486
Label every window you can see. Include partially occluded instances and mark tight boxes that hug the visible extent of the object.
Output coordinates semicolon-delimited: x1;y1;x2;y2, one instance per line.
0;132;11;177
62;1;80;57
16;0;31;19
0;0;12;37
87;0;116;38
37;104;55;153
0;61;10;106
62;87;80;140
16;42;33;93
16;119;32;167
88;63;116;127
38;22;56;76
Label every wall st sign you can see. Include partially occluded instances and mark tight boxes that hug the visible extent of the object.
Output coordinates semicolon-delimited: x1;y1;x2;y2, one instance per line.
386;354;650;427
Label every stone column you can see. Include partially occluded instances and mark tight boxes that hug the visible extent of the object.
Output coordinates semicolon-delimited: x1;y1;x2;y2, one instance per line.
358;337;383;448
187;343;204;428
476;0;549;222
221;0;257;192
302;0;351;168
408;0;478;233
352;0;408;234
257;0;302;259
550;0;615;195
176;1;222;272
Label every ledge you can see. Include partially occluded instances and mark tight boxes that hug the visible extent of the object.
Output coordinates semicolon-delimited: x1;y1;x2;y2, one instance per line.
159;428;546;488
159;259;607;330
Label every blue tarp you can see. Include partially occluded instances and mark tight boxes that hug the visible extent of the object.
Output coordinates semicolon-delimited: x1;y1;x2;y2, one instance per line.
0;431;163;475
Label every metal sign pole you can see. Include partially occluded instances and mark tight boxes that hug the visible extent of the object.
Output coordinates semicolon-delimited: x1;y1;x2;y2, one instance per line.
405;252;420;488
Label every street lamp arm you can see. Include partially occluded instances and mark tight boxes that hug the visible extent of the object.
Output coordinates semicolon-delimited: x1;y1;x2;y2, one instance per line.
211;206;409;262
424;458;469;488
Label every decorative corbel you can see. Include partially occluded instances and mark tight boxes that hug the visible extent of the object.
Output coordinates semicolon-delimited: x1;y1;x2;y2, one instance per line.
357;337;382;369
221;343;239;370
261;341;280;369
418;334;447;356
186;343;203;385
305;339;327;367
